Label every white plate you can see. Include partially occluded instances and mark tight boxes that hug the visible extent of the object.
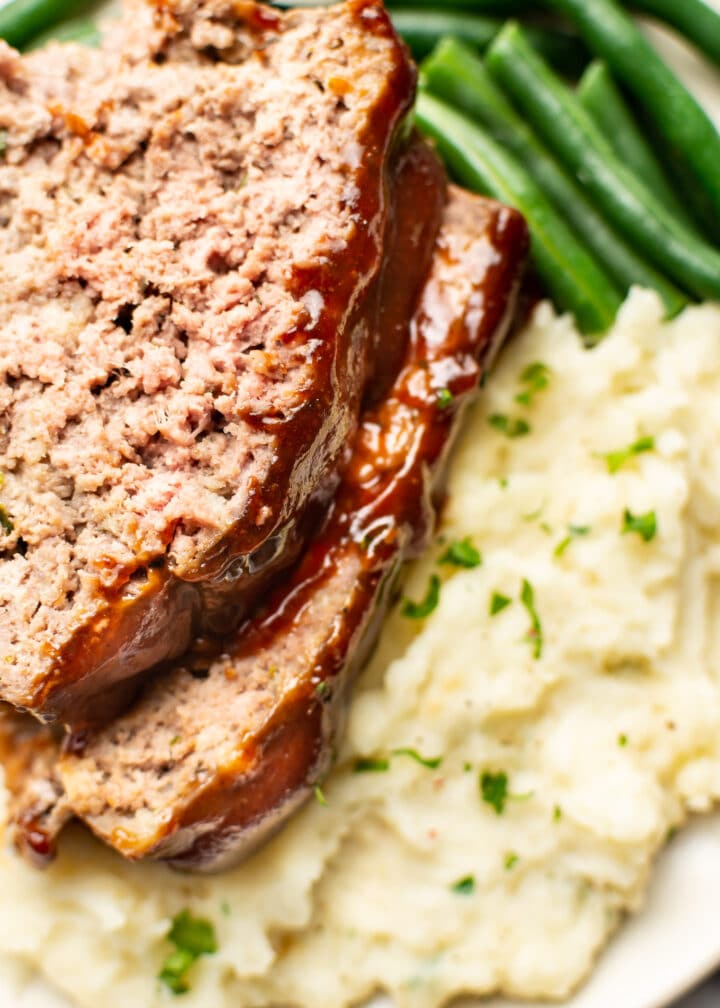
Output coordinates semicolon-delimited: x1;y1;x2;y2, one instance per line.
2;3;720;1008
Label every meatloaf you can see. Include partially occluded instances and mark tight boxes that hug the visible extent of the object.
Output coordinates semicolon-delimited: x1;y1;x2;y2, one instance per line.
0;0;424;727
6;188;527;871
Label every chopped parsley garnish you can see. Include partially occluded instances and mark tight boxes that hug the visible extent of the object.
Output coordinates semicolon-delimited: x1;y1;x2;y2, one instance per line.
159;910;218;995
440;537;481;569
314;785;328;806
221;901;231;917
0;130;6;156
603;436;655;474
0;506;13;536
402;574;440;620
621;508;657;543
499;477;509;490
488;413;531;439
618;733;628;747
451;875;476;895
504;851;519;870
489;592;511;616
515;362;550;406
437;388;454;410
354;756;390;773
392;748;443;770
553;804;563;822
522;502;545;522
463;762;473;773
354;750;442;772
520;579;543;659
480;770;509;815
314;680;331;700
554;524;591;558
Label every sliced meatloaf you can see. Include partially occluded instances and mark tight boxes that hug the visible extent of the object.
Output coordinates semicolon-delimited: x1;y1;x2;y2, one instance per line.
0;0;422;726
41;188;527;871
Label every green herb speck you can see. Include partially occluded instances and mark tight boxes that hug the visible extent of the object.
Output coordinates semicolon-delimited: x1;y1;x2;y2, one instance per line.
504;851;519;870
520;579;543;659
515;362;550;406
618;733;628;747
314;785;328;806
480;770;509;815
554;524;591;558
402;574;441;620
451;875;475;895
488;413;531;439
159;910;218;995
437;388;453;410
0;506;13;536
490;592;511;616
603;436;654;474
440;537;481;569
392;748;443;770
553;804;563;822
354;756;390;773
621;508;657;543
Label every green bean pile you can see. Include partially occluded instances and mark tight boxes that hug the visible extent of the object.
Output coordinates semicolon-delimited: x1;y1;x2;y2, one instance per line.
414;0;720;339
2;0;720;337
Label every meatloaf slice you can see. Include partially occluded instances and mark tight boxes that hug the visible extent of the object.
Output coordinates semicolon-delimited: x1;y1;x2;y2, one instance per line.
49;188;528;871
0;0;420;727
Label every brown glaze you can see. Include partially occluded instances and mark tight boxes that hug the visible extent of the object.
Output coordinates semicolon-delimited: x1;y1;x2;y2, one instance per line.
51;188;528;871
0;707;71;867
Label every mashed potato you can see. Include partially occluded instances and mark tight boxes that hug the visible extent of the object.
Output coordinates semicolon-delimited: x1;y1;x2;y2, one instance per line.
3;291;720;1007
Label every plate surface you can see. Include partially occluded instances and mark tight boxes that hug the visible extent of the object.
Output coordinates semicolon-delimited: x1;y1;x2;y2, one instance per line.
2;3;720;1008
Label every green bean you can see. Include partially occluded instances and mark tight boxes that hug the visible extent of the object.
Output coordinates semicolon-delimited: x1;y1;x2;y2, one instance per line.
25;15;100;50
392;11;501;60
0;0;98;49
415;91;622;338
486;24;720;302
393;11;588;75
541;0;720;223
577;61;694;230
388;0;525;12
422;39;687;315
633;0;720;68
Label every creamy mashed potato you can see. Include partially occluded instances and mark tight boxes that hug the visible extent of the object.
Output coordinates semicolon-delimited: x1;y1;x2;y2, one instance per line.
3;290;720;1007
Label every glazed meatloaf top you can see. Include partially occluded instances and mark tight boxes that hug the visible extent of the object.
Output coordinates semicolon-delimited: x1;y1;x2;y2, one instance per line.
0;0;417;724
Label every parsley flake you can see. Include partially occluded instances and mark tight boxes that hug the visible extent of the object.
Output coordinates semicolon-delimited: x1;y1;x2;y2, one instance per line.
451;875;475;895
354;756;390;773
437;388;453;410
480;770;509;814
520;579;543;659
553;804;563;822
440;537;481;569
392;748;443;770
621;509;657;543
618;733;628;747
504;851;519;870
554;524;591;558
604;436;654;474
402;574;440;620
314;785;328;806
0;506;13;536
515;362;550;406
0;130;6;157
490;592;511;616
314;680;331;701
159;910;218;995
488;413;531;439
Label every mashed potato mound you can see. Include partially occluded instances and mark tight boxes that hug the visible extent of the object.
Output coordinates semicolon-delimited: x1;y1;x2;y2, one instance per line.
3;290;720;1008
